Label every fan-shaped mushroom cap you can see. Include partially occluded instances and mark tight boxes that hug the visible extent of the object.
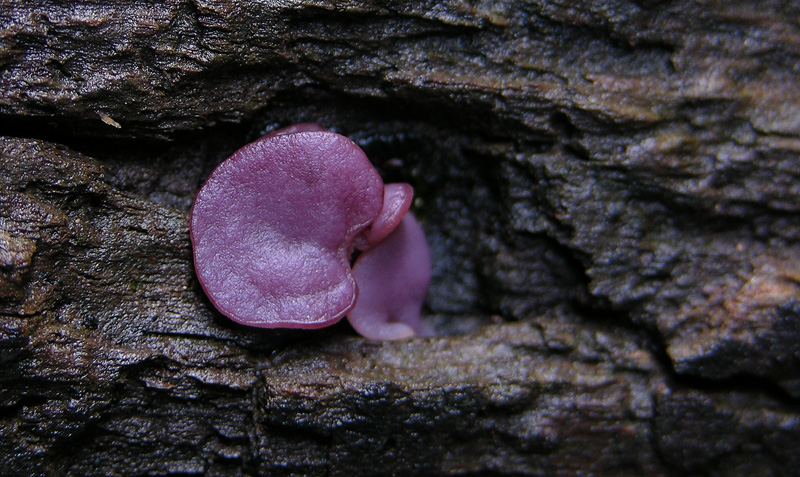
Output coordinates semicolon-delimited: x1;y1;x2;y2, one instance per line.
347;213;433;340
190;130;384;329
354;183;414;251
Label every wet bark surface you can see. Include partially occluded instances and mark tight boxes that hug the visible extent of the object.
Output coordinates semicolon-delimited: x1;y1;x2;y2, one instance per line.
1;1;799;475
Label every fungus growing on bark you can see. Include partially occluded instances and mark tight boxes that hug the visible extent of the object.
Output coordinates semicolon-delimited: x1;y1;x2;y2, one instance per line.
190;125;432;340
354;183;414;251
348;214;433;340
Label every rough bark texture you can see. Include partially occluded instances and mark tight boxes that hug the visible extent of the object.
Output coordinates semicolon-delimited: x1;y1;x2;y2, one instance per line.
1;0;799;475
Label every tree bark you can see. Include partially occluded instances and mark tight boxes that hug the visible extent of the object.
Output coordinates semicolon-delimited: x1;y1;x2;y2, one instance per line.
1;1;799;475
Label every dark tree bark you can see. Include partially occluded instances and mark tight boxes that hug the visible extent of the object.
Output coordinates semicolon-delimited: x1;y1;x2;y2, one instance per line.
1;1;799;475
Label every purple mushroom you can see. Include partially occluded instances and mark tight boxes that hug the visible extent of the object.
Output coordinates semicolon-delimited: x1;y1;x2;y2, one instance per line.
348;213;433;340
190;125;432;340
354;183;413;251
